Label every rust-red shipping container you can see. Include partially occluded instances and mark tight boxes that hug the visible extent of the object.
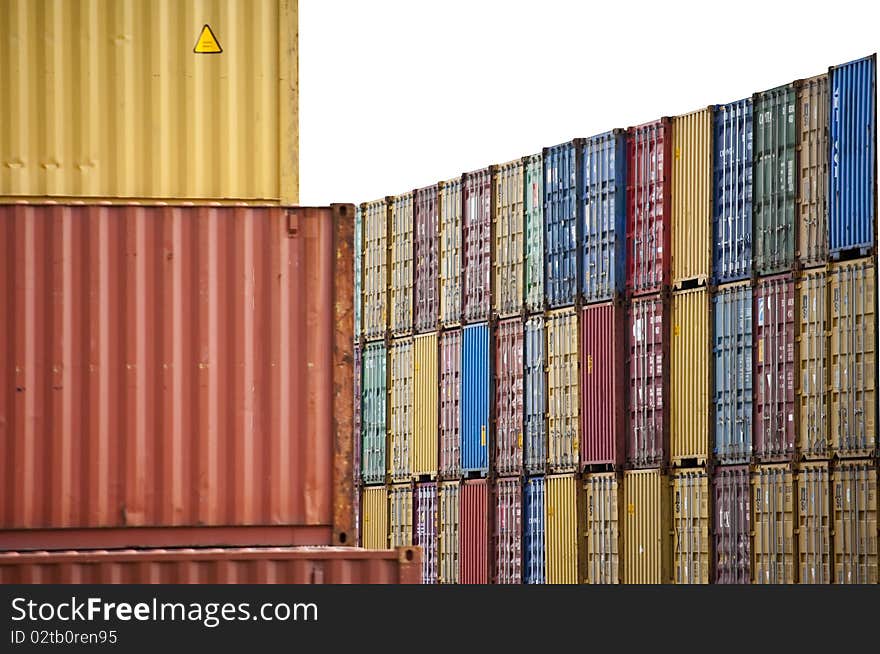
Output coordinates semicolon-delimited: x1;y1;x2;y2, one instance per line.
712;465;751;584
493;477;522;584
0;547;421;584
0;204;354;550
460;478;490;584
462;168;493;323
439;329;462;479
626;119;672;297
580;302;626;470
495;318;524;476
754;274;797;461
414;185;440;333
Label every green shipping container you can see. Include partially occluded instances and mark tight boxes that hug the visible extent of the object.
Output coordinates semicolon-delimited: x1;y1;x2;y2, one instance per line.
524;153;545;313
361;342;388;485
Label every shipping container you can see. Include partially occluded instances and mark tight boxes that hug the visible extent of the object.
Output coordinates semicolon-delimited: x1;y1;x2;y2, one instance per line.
460;479;490;584
754;274;797;461
830;258;876;458
627;119;672;296
354;207;363;339
389;484;414;548
524;154;545;312
0;204;354;550
714;281;754;464
414;185;440;333
584;473;621;584
670;288;710;465
671;469;710;584
438;481;460;584
545;474;583;584
439;178;463;327
363;198;390;340
524;316;547;475
462;168;493;323
495;319;524;476
627;295;669;469
415;482;438;584
494;159;525;317
581;130;627;303
797;74;830;267
388;338;414;482
713;465;751;584
493;477;522;584
547;308;580;472
580;302;626;470
829;55;876;255
544;140;582;308
713;99;753;283
797;268;830;458
390;193;414;336
523;477;546;584
623;469;671;584
439;330;462;479
752;464;796;584
671;108;713;287
832;460;878;584
413;333;438;479
461;323;491;475
353;346;363;536
798;462;832;584
362;342;388;485
0;0;298;204
362;486;388;550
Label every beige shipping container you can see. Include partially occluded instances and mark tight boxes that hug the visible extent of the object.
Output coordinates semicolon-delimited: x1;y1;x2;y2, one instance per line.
671;108;713;287
546;308;580;472
0;0;298;203
413;333;438;478
388;338;414;482
797;74;829;267
493;159;525;317
439;178;463;328
670;288;711;465
797;268;830;458
832;460;878;584
671;469;710;584
438;481;460;584
390;193;414;336
798;462;832;584
545;474;584;584
362;199;390;340
752;464;796;584
389;484;414;548
623;469;671;584
583;473;621;584
362;486;388;550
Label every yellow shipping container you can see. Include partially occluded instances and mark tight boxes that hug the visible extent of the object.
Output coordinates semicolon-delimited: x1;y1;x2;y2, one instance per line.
388;338;414;482
798;462;831;584
361;486;388;550
623;469;671;584
438;481;460;584
1;0;298;203
671;108;713;286
797;268;830;458
413;333;438;478
583;473;621;584
670;288;710;465
545;474;583;584
752;464;796;584
390;193;414;336
832;460;878;584
493;159;525;318
546;308;579;472
671;468;710;584
389;484;414;548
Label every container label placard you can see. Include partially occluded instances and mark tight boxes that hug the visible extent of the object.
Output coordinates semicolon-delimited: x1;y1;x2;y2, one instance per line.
194;24;222;53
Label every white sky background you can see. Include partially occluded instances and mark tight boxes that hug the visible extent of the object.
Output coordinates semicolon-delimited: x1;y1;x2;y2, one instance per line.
299;0;880;205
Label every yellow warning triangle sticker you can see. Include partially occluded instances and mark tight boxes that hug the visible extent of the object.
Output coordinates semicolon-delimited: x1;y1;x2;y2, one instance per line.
194;24;222;54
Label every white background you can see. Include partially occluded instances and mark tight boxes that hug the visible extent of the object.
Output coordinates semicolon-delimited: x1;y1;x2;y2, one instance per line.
299;0;879;205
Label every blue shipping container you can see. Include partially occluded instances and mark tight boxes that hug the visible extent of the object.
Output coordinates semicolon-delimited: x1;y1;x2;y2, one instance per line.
581;130;627;303
544;140;582;308
354;206;363;340
713;283;753;463
524;315;546;475
713;99;753;283
524;477;546;584
461;322;490;474
830;54;876;255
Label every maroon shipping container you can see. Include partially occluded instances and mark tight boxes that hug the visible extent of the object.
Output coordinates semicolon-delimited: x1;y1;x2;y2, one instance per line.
626;119;672;296
493;477;522;584
494;318;524;475
627;295;669;468
439;329;462;479
415;482;438;584
0;547;421;584
713;465;751;584
754;274;796;461
462;168;493;323
460;478;490;584
580;302;626;469
414;185;440;333
0;204;354;550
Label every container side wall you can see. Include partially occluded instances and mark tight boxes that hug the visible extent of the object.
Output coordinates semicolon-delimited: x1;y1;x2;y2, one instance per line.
493;478;523;584
439;330;462;478
439;179;463;327
524;154;545;312
584;473;621;584
713;465;751;584
544;142;581;307
461;324;490;474
546;474;582;584
362;343;388;485
623;469;671;584
414;185;440;333
413;333;439;478
494;160;525;317
415;482;438;584
797;269;830;458
547;309;580;472
354;207;363;339
388;338;414;482
670;289;710;464
672;469;710;584
524;316;547;475
494;319;524;475
524;477;546;584
389;484;414;548
390;193;414;335
798;462;832;584
460;479;489;584
362;487;388;549
363;199;390;340
832;461;878;584
797;75;829;266
752;464;796;584
462;168;493;323
438;481;460;584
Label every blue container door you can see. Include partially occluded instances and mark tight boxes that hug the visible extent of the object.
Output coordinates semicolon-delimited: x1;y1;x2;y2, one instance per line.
524;477;546;584
524;315;546;475
461;323;490;473
544;142;580;308
713;286;753;463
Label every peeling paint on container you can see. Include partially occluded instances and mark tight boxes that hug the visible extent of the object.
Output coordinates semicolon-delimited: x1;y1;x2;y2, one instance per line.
362;342;388;485
494;159;525;317
798;462;831;584
389;484;414;548
439;178;463;328
713;465;751;584
415;482;438;584
461;323;490;475
390;193;414;335
622;469;671;584
493;477;522;584
362;486;388;550
462;168;493;323
388;338;414;482
797;268;830;459
438;481;460;584
797;74;829;267
670;288;710;466
546;474;583;584
495;319;524;476
547;308;580;472
524;153;545;313
544;140;582;308
671;468;710;584
752;464;796;584
460;479;489;584
414;185;440;333
832;460;878;584
584;472;621;584
362;199;390;340
524;316;547;476
413;333;438;479
524;476;546;584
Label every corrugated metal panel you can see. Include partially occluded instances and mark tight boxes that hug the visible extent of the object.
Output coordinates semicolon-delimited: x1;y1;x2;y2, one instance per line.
439;178;463;327
524;316;547;475
524;153;545;313
494;159;525;317
584;473;621;584
713;465;751;584
671;468;710;584
546;474;582;584
547;308;580;472
389;484;414;548
353;346;362;535
438;481;460;584
495;319;524;476
460;479;489;584
580;302;625;469
524;476;546;584
713;99;753;283
713;282;753;464
362;342;388;485
670;288;710;465
671;108;713;286
362;486;388;550
413;333;438;479
797;74;829;267
362;199;390;340
461;323;490;474
752;464;796;584
830;258;876;458
627;295;668;469
0;0;298;204
581;130;627;302
627;119;672;296
390;193;414;336
414;185;440;333
493;478;522;584
622;469;671;584
439;330;462;479
415;482;438;584
544;140;581;308
354;207;363;339
797;268;830;459
798;462;831;584
832;460;878;584
830;55;876;254
462;168;493;323
0;204;354;547
388;338;414;482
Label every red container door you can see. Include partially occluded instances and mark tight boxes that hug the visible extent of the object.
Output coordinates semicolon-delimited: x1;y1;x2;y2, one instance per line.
460;479;489;584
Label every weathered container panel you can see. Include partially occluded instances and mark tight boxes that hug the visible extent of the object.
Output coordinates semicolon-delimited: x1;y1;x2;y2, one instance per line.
354;207;363;339
414;185;440;333
438;481;460;584
670;288;710;465
493;477;522;584
494;160;525;317
798;462;832;584
547;308;580;472
524;154;545;312
752;464;796;584
415;482;438;584
413;333;438;479
388;338;414;482
353;346;362;521
797;74;829;267
462;168;493;323
832;460;878;584
584;473;621;584
460;479;489;584
714;282;753;464
439;178;463;327
390;193;414;335
461;323;490;475
523;476;546;584
495;319;524;476
362;486;388;550
623;469;671;584
362;343;388;485
389;484;414;548
797;268;830;459
544;141;581;308
546;474;582;584
671;469;710;584
524;316;547;476
713;465;751;584
439;330;462;479
363;199;390;340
